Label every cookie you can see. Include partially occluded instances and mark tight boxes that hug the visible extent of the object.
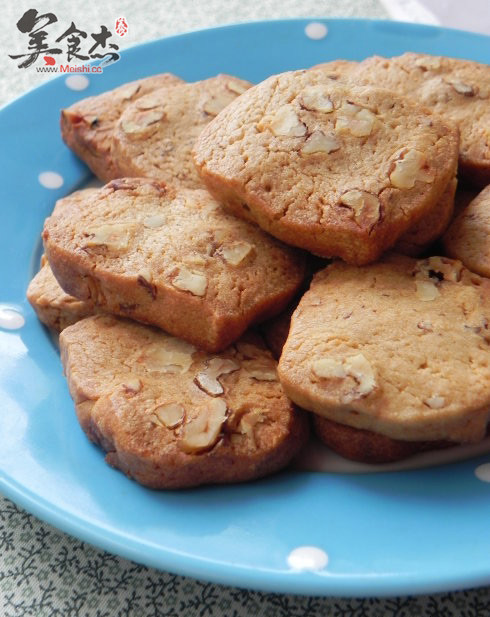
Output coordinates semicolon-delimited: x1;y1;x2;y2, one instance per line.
61;73;184;182
353;53;490;187
443;185;490;278
194;69;459;264
43;178;305;352
27;256;96;331
111;75;252;188
312;416;450;464
278;254;490;443
27;189;100;330
59;314;309;489
395;177;457;256
261;307;294;360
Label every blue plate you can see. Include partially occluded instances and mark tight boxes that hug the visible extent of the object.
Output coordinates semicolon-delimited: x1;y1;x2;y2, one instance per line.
1;19;490;598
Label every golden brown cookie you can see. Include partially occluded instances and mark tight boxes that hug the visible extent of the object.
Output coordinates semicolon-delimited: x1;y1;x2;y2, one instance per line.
43;178;305;352
59;314;309;489
353;53;490;187
313;415;451;464
443;185;490;278
27;189;100;330
395;177;457;256
278;254;490;443
61;73;184;182
194;69;459;265
111;75;252;188
27;256;96;331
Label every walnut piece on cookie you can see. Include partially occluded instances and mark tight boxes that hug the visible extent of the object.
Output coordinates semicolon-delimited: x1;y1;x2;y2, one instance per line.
278;254;490;443
60;73;184;182
59;315;309;489
111;74;252;189
42;178;305;352
193;69;459;265
351;53;490;187
443;185;490;278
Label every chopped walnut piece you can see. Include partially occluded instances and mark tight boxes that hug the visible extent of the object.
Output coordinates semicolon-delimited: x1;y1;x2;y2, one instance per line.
389;149;435;189
340;190;380;225
424;395;445;409
415;280;440;301
178;398;227;453
217;241;254;265
237;410;266;448
336;102;376;137
122;378;142;395
226;80;249;95
141;338;196;374
244;359;278;381
83;223;134;251
268;105;307;137
446;79;475;96
312;353;376;401
172;267;207;296
203;96;230;116
152;402;185;428
143;213;167;229
194;358;240;396
302;131;340;154
300;85;334;112
121;109;164;133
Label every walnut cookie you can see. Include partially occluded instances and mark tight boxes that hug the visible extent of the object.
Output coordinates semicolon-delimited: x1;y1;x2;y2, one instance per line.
59;315;309;489
111;74;252;189
278;254;490;444
61;73;184;182
42;178;305;352
443;184;490;278
27;189;99;331
193;68;459;265
352;53;490;187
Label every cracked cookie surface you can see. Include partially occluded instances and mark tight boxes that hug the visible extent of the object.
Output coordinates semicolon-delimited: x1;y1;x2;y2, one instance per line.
61;73;184;182
59;314;309;489
278;254;490;443
194;69;459;264
112;74;252;188
42;178;305;352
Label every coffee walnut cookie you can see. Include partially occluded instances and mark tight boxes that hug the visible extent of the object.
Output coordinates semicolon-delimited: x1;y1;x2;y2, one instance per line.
59;315;309;489
193;69;459;265
42;178;305;352
352;53;490;187
111;74;252;188
278;254;490;445
61;73;184;182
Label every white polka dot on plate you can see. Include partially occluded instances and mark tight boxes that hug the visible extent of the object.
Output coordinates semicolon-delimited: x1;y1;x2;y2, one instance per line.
475;463;490;482
305;22;328;40
38;171;64;189
287;546;328;571
0;306;25;330
65;75;90;91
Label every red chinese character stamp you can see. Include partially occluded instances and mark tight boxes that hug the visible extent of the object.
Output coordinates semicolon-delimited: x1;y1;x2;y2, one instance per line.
115;17;128;37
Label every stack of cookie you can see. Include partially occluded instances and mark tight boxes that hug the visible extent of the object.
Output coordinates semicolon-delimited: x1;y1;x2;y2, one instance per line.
28;53;490;486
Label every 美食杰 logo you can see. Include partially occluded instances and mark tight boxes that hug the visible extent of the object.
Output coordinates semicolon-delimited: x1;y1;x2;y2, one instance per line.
8;9;124;74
